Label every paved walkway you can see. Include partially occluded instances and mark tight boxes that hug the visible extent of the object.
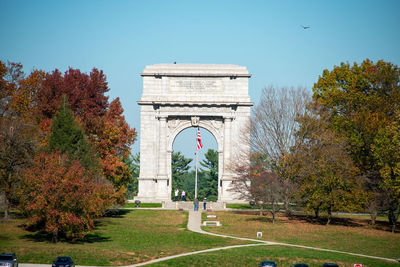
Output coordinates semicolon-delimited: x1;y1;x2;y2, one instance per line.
186;210;398;263
127;210;398;266
20;209;399;267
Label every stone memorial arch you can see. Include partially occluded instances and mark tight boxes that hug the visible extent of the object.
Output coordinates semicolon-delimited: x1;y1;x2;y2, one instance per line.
136;64;253;203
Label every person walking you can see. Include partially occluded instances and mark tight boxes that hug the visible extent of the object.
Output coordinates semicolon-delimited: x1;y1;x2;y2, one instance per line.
174;189;179;201
181;190;186;201
194;198;199;211
203;198;207;210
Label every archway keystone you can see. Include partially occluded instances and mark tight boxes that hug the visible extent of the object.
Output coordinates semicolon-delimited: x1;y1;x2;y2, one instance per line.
136;64;253;203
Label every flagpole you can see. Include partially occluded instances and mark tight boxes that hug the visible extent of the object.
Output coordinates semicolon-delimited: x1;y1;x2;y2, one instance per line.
195;145;198;199
195;127;202;200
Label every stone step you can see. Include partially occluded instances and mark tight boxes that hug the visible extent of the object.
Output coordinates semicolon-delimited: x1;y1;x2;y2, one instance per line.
163;201;226;210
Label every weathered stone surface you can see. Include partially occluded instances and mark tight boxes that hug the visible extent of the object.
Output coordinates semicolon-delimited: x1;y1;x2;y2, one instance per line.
136;64;252;203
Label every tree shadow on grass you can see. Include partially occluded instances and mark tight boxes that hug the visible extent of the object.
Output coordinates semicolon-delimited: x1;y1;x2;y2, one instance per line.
230;210;399;233
0;234;10;241
291;214;399;233
246;216;276;223
21;231;111;244
231;210;261;216
287;214;363;227
103;209;131;218
18;209;132;244
285;214;400;233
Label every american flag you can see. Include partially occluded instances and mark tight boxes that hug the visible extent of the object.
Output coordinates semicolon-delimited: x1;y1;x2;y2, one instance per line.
196;127;203;150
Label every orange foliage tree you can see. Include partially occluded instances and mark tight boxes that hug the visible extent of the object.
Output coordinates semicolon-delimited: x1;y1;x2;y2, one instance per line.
20;151;113;242
35;69;137;203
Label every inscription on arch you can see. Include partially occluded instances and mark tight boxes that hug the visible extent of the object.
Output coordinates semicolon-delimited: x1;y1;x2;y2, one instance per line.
169;77;223;92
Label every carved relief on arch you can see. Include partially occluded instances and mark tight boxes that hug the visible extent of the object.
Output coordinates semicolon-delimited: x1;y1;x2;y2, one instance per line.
167;117;183;137
200;117;224;140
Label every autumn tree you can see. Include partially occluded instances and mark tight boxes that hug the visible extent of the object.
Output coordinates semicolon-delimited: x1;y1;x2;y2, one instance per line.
1;62;136;206
19;151;113;242
0;117;36;218
36;68;109;129
33;67;136;202
250;86;310;215
0;61;25;116
291;103;364;224
230;152;282;222
19;101;113;241
0;61;37;218
9;70;45;121
371;114;400;232
96;98;136;203
312;59;400;223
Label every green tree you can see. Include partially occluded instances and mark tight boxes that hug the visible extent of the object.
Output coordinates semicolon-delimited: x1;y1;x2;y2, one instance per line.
292;104;364;224
199;149;218;201
171;151;192;200
184;170;199;201
49;97;97;170
371;115;400;231
125;153;140;199
312;59;400;223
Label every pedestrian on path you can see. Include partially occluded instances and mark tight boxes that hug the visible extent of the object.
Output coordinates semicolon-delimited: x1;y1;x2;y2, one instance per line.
194;198;199;211
174;189;179;201
203;198;207;210
181;190;186;201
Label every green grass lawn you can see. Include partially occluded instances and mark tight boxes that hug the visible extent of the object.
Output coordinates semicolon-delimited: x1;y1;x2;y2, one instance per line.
0;210;248;266
147;245;399;267
226;203;257;209
202;211;400;260
123;202;162;208
1;209;398;266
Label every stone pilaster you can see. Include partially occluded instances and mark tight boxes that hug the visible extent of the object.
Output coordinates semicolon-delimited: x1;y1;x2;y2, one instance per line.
158;116;168;179
223;117;233;176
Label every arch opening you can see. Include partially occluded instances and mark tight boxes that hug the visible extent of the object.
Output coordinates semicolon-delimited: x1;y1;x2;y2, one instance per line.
169;126;219;202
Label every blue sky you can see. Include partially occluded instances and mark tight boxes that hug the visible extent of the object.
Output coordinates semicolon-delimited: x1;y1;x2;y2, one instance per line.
1;0;399;168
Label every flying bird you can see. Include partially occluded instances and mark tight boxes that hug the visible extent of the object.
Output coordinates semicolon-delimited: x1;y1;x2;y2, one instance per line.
301;25;310;29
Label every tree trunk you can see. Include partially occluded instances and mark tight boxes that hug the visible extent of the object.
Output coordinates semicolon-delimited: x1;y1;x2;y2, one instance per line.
367;200;378;225
314;206;320;219
284;187;291;216
271;202;276;223
370;210;377;225
4;197;9;219
388;209;394;225
326;207;332;225
388;208;398;233
52;231;58;243
259;205;263;216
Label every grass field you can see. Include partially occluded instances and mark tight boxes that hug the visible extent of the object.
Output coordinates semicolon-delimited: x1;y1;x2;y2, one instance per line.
147;245;399;267
202;211;400;260
0;210;248;266
1;209;398;266
123;202;162;208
